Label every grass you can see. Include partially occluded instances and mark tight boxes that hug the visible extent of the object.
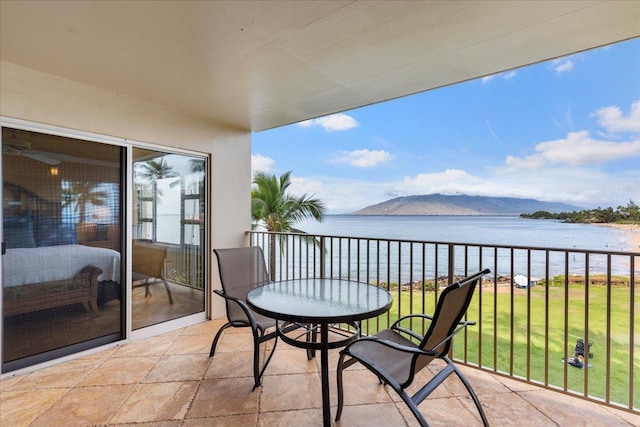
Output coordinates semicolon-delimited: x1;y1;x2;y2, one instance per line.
362;283;640;409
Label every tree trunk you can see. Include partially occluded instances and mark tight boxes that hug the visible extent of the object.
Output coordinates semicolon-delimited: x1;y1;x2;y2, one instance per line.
268;233;276;282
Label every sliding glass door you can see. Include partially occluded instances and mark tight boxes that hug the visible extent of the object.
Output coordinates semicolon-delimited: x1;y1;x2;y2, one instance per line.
2;124;208;373
2;127;124;372
132;149;206;330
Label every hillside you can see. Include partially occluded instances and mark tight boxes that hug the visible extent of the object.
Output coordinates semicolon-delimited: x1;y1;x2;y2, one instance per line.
352;194;582;216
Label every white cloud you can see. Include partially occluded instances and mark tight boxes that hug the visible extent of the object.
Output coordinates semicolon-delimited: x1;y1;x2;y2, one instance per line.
554;59;574;73
502;70;517;80
289;176;324;196
398;169;483;194
251;153;275;175
504;154;546;170
592;100;640;134
501;131;640;172
481;70;516;83
297;113;359;132
332;149;393;168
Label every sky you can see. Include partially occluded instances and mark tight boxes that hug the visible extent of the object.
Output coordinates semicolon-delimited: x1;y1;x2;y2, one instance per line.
252;38;640;214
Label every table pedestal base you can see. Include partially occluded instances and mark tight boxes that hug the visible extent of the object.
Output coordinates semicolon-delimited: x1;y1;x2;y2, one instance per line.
278;321;360;427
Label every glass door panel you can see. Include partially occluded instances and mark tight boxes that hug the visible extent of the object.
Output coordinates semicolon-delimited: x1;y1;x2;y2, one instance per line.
132;149;205;330
2;127;124;372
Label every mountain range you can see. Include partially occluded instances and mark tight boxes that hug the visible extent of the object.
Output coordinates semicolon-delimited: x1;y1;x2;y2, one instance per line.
352;194;582;216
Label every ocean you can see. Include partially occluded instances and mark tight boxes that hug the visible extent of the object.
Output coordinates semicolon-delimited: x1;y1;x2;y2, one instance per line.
297;215;637;252
290;215;639;280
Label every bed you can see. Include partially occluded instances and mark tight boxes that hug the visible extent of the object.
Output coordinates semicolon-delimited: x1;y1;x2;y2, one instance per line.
2;182;121;316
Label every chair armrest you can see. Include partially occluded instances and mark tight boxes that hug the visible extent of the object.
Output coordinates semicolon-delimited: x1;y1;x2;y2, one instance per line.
212;289;260;331
390;313;435;341
392;313;435;325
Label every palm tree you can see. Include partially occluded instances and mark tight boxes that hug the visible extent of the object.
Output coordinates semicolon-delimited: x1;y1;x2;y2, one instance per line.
62;181;109;223
136;158;180;197
251;171;326;279
134;157;180;241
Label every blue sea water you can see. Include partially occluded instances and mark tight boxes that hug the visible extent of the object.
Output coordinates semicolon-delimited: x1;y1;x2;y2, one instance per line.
292;216;639;279
297;215;637;252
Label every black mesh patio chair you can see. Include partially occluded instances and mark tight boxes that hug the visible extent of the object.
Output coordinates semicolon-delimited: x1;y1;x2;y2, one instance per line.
336;269;491;426
210;246;281;390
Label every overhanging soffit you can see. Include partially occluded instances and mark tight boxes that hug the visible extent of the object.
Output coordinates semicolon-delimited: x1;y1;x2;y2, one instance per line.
1;1;639;131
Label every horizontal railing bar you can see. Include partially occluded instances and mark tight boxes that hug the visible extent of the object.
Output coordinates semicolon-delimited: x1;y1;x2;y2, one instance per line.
248;229;639;257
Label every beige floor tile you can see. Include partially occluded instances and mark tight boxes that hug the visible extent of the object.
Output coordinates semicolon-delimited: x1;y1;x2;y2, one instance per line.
447;364;513;395
188;377;259;418
0;374;24;391
518;390;638;427
259;373;322;412
169;333;217;355
465;391;554;426
336;403;407;427
408;396;486;427
77;356;159;386
603;406;640;426
265;347;318;375
80;345;118;359
205;350;255;380
7;358;102;389
30;384;136;427
213;330;256;353
180;318;227;336
259;408;324;427
116;422;182;427
331;369;393;407
0;387;68;427
110;381;199;423
184;413;258;427
2;325;639;426
144;354;210;383
115;334;179;357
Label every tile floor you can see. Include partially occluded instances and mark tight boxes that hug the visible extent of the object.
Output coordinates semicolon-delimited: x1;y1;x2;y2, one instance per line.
1;319;639;426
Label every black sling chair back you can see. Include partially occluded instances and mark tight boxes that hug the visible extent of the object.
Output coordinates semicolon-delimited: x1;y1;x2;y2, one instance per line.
336;269;491;426
210;246;279;390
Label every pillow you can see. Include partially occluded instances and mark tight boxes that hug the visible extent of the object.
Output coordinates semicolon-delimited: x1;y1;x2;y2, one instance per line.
34;217;78;247
56;224;78;245
35;216;61;247
4;213;37;249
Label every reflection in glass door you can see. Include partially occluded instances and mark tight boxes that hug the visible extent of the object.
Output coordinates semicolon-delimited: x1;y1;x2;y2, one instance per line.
2;127;123;372
132;149;206;330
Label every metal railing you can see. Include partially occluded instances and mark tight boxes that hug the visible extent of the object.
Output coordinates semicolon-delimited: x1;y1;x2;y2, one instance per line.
248;230;640;413
164;244;204;290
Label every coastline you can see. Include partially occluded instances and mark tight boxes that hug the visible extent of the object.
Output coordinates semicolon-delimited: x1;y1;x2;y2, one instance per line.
596;223;640;251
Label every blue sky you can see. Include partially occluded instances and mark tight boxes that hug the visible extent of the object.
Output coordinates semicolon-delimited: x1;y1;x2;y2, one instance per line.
252;38;640;214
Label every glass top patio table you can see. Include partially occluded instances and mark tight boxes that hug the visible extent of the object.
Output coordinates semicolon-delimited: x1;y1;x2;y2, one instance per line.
247;278;392;427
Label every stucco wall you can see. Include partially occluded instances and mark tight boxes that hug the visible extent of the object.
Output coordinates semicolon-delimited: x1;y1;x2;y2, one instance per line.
1;61;251;320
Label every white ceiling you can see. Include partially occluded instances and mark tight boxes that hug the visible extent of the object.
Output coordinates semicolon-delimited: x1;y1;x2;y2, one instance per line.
1;1;638;131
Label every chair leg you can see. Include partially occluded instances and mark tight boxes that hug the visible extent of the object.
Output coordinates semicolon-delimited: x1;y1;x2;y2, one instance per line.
252;329;279;390
335;352;347;421
209;322;232;357
161;279;174;304
449;361;489;427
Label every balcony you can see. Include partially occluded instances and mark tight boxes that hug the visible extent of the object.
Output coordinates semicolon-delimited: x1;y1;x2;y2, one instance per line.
249;231;640;413
2;231;639;426
1;319;639;426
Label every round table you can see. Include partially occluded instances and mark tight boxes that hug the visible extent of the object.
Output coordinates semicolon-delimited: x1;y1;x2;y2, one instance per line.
247;278;392;427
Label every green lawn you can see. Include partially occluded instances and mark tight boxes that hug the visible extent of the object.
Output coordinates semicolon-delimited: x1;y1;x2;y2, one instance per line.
362;284;640;408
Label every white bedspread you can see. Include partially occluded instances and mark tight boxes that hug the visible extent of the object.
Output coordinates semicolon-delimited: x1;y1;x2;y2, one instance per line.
3;244;121;287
